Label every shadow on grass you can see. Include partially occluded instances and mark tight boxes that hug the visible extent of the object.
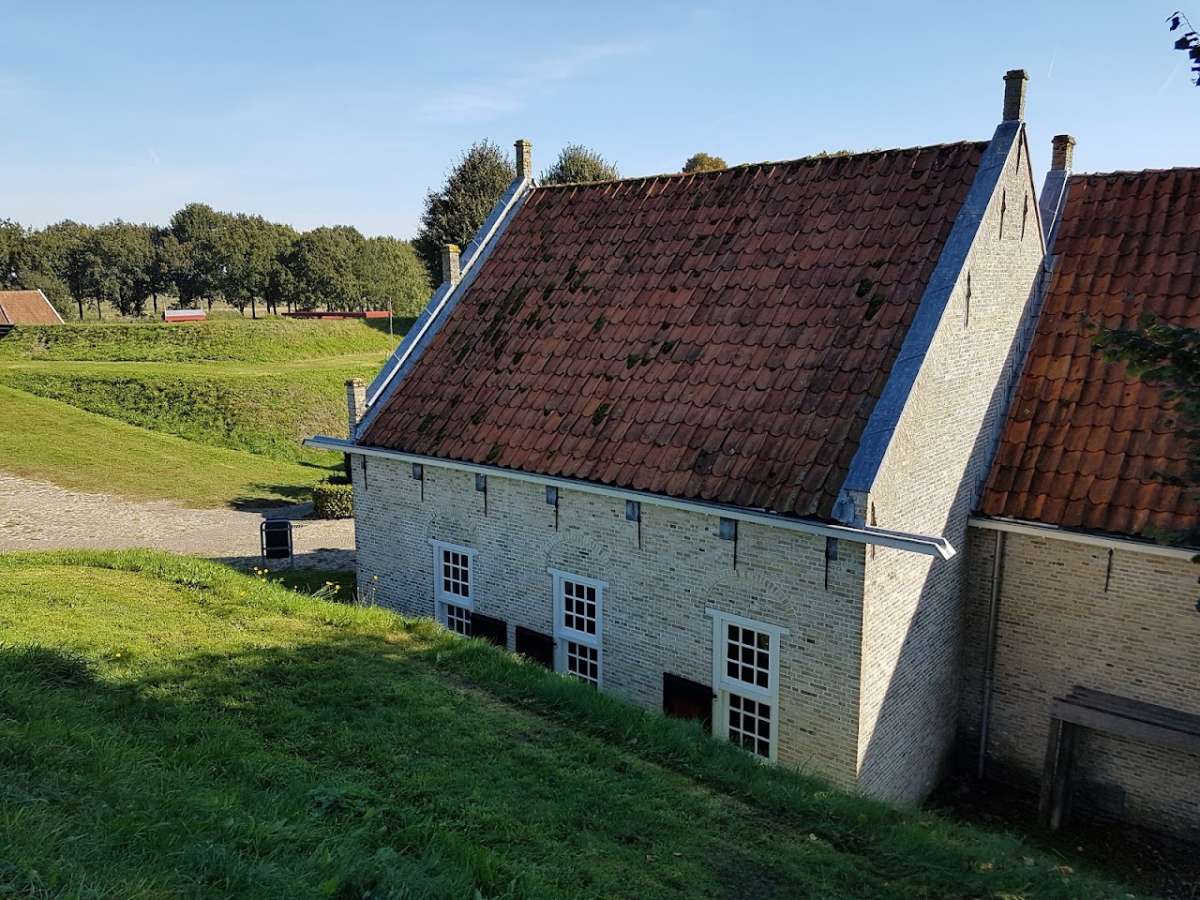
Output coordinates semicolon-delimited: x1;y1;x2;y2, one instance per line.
362;316;416;338
0;627;1133;900
227;484;316;512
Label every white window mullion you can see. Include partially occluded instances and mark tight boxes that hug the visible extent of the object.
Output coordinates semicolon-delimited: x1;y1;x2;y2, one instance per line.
550;569;605;687
431;540;476;636
707;609;785;762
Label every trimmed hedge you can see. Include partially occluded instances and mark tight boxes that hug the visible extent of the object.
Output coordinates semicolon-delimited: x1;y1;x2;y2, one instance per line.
312;478;353;519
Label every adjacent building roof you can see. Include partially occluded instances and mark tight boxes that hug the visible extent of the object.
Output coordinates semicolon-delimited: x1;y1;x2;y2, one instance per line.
362;142;987;519
0;290;64;326
980;168;1200;541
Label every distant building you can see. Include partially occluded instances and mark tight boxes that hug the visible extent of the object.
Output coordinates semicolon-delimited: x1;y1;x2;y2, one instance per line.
0;290;65;327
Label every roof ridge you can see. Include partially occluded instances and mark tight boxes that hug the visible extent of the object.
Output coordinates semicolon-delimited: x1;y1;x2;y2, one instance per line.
1071;166;1200;181
531;139;989;191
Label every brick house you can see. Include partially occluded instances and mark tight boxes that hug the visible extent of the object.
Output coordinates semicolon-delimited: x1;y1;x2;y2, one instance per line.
311;69;1046;804
960;151;1200;836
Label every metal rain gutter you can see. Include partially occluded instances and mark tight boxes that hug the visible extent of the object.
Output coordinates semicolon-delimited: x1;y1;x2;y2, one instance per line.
969;515;1198;561
306;436;957;560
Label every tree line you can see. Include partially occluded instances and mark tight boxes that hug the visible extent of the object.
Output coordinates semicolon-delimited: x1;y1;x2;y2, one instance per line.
0;206;431;320
0;143;728;321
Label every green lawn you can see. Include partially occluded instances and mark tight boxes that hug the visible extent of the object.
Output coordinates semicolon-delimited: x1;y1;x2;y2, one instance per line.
0;318;403;363
0;551;1133;899
0;386;331;507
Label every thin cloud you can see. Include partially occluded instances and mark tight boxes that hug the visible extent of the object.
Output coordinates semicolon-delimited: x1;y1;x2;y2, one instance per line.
421;39;650;123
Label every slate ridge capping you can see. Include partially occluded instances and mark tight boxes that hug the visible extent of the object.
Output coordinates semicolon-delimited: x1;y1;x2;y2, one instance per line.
356;171;534;437
529;140;994;191
832;119;1027;524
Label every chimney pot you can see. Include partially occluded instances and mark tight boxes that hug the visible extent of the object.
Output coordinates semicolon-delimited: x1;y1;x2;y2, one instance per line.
515;139;532;180
441;243;461;286
345;378;366;436
1002;69;1028;122
1051;134;1076;171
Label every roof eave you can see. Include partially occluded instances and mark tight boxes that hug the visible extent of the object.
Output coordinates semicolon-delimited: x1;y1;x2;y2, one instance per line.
969;515;1199;561
308;435;956;560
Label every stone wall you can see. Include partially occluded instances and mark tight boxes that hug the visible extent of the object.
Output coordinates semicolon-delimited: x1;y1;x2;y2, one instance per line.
351;457;867;786
856;130;1047;804
961;526;1200;836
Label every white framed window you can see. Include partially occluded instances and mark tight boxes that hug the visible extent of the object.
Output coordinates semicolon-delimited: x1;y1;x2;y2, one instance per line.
707;609;786;761
430;540;476;636
550;569;605;687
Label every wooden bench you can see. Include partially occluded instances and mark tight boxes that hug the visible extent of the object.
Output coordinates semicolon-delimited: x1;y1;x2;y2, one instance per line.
1039;686;1200;830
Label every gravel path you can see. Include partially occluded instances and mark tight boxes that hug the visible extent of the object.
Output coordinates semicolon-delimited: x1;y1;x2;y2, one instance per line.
0;472;355;570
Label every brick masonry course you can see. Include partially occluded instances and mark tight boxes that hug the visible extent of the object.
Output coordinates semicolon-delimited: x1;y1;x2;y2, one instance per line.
961;526;1200;836
353;459;866;786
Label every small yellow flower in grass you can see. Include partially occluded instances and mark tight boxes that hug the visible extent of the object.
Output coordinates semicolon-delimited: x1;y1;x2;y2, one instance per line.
373;575;379;581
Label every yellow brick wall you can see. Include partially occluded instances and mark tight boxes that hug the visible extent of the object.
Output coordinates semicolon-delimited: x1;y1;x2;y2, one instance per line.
857;132;1046;804
352;460;867;786
962;526;1200;836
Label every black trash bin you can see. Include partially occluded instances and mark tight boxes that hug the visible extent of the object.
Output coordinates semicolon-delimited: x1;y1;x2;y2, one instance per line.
260;519;293;563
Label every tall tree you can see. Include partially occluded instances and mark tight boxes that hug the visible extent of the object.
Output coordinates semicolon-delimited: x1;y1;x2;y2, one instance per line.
263;223;299;315
23;221;93;319
682;152;728;173
214;214;280;318
146;227;180;314
413;141;515;283
354;237;431;317
83;222;155;317
170;203;225;308
0;219;24;287
287;225;364;311
540;144;619;185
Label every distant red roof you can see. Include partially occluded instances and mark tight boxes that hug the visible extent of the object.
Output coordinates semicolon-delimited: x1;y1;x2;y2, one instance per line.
0;290;63;326
363;143;987;518
980;168;1200;541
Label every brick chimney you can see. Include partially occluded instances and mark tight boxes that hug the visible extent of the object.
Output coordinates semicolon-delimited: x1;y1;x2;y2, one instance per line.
345;378;366;437
441;244;461;286
515;138;532;180
1051;134;1076;171
1002;69;1028;122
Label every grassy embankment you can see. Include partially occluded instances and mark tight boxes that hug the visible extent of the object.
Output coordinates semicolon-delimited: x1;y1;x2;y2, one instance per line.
0;319;401;505
0;550;1134;899
0;386;327;507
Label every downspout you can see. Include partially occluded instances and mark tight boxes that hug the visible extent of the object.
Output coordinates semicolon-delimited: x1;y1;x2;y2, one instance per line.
977;528;1005;778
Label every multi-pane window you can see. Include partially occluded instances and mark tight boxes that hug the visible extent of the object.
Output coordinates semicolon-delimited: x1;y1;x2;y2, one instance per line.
565;640;599;685
708;610;784;762
728;693;772;759
562;579;598;635
444;601;472;636
725;622;771;690
551;570;605;688
431;541;475;635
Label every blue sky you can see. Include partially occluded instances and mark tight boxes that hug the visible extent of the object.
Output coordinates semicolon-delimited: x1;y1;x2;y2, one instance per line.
2;1;1196;238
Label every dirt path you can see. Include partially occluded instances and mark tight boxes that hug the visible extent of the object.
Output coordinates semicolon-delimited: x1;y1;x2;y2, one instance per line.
0;472;354;570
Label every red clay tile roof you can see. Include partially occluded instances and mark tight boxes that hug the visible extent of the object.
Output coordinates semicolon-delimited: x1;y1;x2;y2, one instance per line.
363;143;987;518
0;290;63;325
980;168;1200;541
